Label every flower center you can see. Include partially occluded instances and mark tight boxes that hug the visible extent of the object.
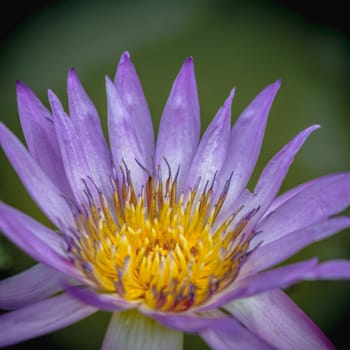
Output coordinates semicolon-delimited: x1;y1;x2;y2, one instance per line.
69;168;252;312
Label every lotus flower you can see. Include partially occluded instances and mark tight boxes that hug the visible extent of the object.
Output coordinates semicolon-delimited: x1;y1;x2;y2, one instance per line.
0;52;349;349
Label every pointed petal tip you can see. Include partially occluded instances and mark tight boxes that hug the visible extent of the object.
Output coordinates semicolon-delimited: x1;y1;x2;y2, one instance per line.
176;56;194;72
48;90;64;115
67;68;83;93
16;80;26;90
258;79;281;98
105;74;112;83
119;51;131;65
47;89;56;102
217;88;235;119
105;75;122;103
182;56;194;69
301;124;320;139
267;78;281;92
168;57;197;89
275;78;282;87
308;124;321;132
225;87;236;105
68;67;78;81
105;75;115;90
15;81;32;96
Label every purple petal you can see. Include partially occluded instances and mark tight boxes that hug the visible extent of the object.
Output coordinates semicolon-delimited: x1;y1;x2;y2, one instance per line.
200;316;273;350
229;258;319;299
0;123;73;228
261;177;318;220
232;125;320;231
254;173;350;246
243;217;350;274
106;76;147;193
204;256;350;311
102;310;183;350
114;51;155;167
65;285;136;311
67;69;113;198
315;260;350;279
217;80;281;207
49;90;94;205
141;307;229;333
254;125;319;208
184;89;234;193
198;258;320;310
0;264;63;310
226;289;335;350
155;57;200;190
0;293;97;347
16;81;72;196
0;202;82;280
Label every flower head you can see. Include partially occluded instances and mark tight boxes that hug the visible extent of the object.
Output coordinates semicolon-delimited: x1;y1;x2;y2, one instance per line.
0;52;350;349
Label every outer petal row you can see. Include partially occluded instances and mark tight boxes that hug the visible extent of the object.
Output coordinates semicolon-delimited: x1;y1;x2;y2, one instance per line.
250;125;320;224
65;285;136;312
199;256;350;311
141;308;229;333
229;125;320;231
49;90;96;205
201;326;273;350
243;216;350;274
17;73;114;207
0;202;82;280
0;264;63;310
0;123;73;228
16;82;73;197
254;172;350;246
226;289;335;350
0;293;97;347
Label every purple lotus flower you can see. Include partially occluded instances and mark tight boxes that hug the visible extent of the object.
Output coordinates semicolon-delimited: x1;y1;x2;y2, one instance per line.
0;52;349;349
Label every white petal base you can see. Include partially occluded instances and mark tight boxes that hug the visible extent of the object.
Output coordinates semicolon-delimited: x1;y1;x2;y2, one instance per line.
102;310;183;350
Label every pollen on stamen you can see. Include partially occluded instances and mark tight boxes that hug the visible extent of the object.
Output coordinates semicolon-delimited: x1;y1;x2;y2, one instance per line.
68;166;255;312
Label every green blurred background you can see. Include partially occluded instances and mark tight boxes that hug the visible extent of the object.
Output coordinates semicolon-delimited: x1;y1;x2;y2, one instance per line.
0;0;349;348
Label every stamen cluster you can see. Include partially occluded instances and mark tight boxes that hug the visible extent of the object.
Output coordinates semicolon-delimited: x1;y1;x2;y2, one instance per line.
69;169;253;311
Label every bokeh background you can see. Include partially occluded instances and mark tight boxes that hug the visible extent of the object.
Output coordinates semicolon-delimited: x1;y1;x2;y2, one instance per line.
0;0;349;349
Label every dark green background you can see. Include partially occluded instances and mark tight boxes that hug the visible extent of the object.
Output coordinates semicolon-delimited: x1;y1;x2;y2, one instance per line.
1;0;349;348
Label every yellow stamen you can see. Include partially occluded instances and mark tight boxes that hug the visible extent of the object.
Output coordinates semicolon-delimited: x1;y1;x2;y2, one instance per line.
70;170;252;312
